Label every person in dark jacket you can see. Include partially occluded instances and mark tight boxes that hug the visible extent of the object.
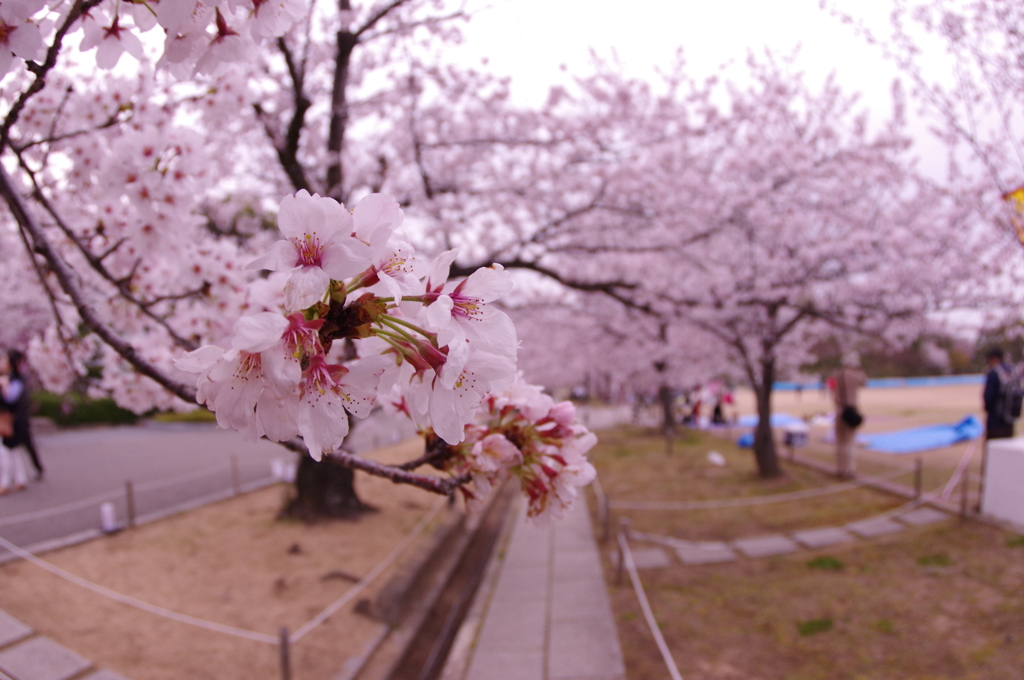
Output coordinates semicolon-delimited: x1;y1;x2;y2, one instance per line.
3;349;43;479
983;347;1015;440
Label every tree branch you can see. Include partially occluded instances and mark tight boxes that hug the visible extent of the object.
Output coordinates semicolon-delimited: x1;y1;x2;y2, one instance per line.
0;164;198;405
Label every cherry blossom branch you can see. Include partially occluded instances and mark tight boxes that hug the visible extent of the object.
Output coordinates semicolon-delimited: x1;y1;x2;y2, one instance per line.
253;36;313;193
277;438;467;495
0;164;199;405
12;213;81;379
0;0;105;152
451;257;657;316
9;149;200;351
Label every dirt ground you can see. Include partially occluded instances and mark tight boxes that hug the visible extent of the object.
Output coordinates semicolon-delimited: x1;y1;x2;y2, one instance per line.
0;437;452;680
595;383;1024;680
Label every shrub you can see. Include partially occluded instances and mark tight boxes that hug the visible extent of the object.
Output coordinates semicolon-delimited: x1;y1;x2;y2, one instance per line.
33;391;140;427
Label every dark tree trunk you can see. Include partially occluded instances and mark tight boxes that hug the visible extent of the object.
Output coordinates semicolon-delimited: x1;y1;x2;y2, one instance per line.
752;357;782;478
658;383;676;434
279;453;376;522
654;356;675;435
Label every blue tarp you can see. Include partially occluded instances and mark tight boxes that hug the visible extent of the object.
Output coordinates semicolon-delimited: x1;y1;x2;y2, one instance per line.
857;415;983;454
773;374;984;391
737;413;806;428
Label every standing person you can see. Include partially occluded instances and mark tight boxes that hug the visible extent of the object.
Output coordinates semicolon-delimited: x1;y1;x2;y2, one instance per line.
832;352;867;479
0;354;27;494
982;347;1016;440
3;349;44;480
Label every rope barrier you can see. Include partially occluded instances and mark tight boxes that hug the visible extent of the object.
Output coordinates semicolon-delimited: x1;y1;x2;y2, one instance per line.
0;532;279;643
940;440;977;501
0;462;247;528
0;494;447;647
609;464;917;511
289;495;445;643
618;530;684;680
0;489;122;527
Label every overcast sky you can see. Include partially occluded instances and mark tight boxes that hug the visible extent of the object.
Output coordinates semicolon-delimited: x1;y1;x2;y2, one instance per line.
453;0;948;165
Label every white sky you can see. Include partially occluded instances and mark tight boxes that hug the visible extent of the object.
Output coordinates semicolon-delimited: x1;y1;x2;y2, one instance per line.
455;0;948;169
459;1;896;104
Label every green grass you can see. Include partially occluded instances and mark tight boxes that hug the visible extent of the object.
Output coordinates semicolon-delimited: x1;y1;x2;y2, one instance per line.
34;391;140;426
796;618;834;636
874;618;896;634
916;553;952;567
151;408;216;423
807;556;844;571
1006;535;1024;548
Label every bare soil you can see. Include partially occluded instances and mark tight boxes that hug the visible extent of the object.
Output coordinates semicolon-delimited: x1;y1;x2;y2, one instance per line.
0;438;450;680
595;383;1024;680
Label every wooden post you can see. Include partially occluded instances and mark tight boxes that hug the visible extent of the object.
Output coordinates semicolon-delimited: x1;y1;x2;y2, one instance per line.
279;627;291;680
913;458;922;499
599;492;610;544
125;481;135;528
230;455;241;495
960;472;970;517
615;518;630;586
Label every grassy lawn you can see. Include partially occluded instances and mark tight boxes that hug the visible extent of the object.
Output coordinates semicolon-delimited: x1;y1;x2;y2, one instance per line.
591;425;1024;680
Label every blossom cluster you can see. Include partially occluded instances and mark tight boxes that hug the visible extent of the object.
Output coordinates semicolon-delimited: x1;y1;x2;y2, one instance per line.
176;190;520;461
0;0;307;78
414;377;597;523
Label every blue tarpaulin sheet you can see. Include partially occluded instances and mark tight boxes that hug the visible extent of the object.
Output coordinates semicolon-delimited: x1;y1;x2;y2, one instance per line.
737;413;806;428
857;415;983;454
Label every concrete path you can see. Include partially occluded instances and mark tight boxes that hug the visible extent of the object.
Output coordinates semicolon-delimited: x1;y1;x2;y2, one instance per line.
448;498;626;680
0;412;416;560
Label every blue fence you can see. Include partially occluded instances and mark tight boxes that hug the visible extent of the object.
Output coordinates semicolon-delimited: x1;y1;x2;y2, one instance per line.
773;374;984;391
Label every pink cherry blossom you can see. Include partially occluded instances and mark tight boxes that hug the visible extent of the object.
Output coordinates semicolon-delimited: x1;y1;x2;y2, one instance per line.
249;190;372;311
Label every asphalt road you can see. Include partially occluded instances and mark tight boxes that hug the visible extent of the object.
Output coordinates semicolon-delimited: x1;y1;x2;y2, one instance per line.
0;412;417;561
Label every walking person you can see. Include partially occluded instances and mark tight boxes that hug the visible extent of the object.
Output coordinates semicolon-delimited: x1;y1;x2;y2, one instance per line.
832;352;866;479
2;349;44;480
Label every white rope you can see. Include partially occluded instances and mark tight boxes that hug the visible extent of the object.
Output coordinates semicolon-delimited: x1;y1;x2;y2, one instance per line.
0;463;243;528
0;490;122;527
289;495;446;643
0;491;448;647
0;533;278;644
618;531;684;680
940;440;976;501
610;464;917;510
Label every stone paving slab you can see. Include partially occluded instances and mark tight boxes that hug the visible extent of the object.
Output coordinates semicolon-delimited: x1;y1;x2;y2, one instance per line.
475;597;546;652
624;547;671;569
550;580;616;621
548;618;626;680
732;535;799;558
466;649;544;680
82;671;132;680
791;527;855;549
0;637;91;680
846;518;906;538
674;542;736;564
0;610;32;648
897;507;950;526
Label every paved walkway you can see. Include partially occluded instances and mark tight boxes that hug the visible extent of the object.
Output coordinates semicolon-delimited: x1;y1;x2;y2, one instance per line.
0;608;128;680
627;504;952;567
448;498;626;680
